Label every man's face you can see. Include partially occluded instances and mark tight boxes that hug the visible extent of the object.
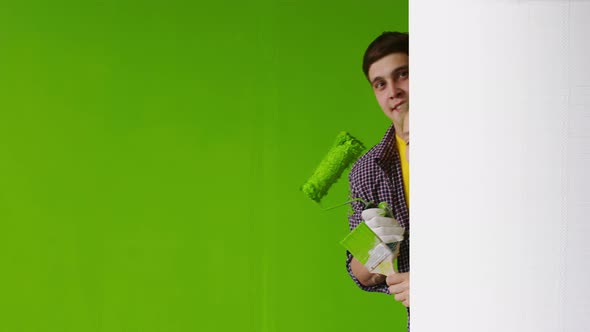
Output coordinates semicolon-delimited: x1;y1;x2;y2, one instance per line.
368;53;409;142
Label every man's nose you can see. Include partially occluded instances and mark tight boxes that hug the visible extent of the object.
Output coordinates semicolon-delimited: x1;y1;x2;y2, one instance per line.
388;82;403;99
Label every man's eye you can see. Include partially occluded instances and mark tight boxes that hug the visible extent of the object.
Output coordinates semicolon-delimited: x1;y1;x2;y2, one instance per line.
398;70;409;79
374;81;385;89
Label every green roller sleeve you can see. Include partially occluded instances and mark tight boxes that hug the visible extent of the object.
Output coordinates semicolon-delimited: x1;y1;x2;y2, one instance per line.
301;131;365;203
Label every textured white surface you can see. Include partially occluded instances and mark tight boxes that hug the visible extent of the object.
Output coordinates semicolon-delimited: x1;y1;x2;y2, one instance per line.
411;1;590;331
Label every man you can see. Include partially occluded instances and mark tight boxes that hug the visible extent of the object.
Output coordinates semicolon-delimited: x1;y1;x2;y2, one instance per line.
346;31;410;318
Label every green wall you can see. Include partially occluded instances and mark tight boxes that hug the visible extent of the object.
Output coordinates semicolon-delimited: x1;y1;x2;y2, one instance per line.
0;1;408;331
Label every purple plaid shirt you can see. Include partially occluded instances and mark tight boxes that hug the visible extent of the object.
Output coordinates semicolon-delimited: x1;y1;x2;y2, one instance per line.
346;123;410;288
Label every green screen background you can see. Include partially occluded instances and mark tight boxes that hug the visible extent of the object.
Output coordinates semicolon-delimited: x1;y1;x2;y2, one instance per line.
0;1;408;331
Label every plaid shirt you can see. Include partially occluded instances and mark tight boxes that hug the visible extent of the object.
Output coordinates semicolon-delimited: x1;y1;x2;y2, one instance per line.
346;123;410;292
346;124;411;330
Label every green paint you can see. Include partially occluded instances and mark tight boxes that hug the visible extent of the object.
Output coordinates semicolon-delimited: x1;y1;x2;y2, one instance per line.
378;201;394;217
301;131;365;203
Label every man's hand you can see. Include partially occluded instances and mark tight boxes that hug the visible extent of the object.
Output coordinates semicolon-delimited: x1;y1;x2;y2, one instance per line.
387;272;410;307
350;258;386;287
362;208;405;244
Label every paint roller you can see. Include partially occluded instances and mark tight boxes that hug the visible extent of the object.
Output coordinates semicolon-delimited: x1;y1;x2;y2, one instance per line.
300;131;367;208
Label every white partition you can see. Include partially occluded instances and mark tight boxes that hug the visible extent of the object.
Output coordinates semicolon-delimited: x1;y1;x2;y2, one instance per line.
411;1;590;331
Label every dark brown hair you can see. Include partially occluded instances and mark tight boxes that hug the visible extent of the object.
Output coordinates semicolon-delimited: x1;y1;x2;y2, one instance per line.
362;32;409;80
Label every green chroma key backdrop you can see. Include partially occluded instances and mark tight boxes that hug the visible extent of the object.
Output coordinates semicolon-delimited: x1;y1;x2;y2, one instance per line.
0;1;408;331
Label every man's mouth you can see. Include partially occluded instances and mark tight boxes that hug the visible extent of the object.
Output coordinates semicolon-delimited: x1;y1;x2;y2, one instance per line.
392;103;408;112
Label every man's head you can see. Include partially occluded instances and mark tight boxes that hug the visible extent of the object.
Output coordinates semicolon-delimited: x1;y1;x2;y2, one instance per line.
363;32;409;142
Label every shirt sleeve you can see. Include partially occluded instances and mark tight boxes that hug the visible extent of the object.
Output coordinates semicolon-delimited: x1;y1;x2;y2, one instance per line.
346;168;390;294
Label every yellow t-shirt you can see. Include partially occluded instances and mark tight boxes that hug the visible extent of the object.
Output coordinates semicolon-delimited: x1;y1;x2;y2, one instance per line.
395;134;409;207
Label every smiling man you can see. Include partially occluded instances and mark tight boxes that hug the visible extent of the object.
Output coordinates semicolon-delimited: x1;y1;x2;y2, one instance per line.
346;31;411;328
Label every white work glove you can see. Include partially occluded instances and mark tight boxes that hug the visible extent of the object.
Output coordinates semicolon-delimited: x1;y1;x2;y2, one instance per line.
361;208;405;245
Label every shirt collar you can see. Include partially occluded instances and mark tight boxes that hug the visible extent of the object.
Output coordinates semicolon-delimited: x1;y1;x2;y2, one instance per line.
373;124;397;164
